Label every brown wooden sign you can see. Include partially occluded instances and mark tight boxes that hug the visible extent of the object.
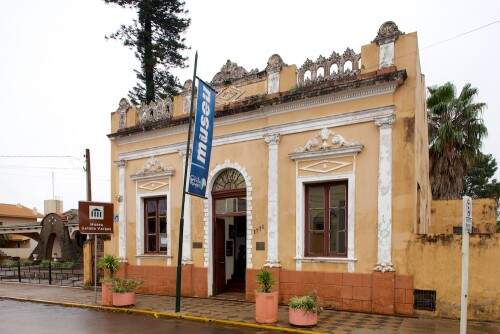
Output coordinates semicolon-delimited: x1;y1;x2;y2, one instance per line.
78;201;114;234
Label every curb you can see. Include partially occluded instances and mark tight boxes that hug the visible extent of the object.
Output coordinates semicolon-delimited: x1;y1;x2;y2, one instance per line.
0;296;327;334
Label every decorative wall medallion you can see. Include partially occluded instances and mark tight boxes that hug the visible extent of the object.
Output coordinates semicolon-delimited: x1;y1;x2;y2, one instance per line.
138;181;168;191
216;86;244;105
300;160;352;174
295;128;361;153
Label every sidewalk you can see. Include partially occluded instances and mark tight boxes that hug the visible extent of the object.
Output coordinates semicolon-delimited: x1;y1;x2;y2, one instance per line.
1;282;499;333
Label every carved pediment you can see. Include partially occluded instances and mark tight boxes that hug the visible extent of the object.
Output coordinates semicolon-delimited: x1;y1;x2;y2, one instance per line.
295;128;361;153
131;157;174;180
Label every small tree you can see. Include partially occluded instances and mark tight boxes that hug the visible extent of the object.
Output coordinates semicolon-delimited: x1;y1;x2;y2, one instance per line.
104;0;190;105
463;152;500;201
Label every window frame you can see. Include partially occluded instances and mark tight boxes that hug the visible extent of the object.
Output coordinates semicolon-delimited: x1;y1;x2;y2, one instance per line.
143;196;168;254
304;181;348;258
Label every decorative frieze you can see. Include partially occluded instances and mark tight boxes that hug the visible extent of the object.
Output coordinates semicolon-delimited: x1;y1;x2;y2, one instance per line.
137;98;173;124
297;48;361;87
294;128;361;153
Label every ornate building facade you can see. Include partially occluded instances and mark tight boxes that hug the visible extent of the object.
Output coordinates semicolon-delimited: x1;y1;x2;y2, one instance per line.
107;21;432;316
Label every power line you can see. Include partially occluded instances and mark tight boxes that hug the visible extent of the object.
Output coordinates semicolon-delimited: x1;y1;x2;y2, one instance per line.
0;165;82;170
0;155;74;158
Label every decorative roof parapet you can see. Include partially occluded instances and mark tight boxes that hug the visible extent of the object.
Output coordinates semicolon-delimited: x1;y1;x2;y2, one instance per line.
211;60;259;86
137;98;173;125
266;54;286;74
297;48;361;87
372;21;404;45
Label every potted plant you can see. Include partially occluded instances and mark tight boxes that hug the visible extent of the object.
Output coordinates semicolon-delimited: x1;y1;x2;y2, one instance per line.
97;255;120;306
111;278;141;307
255;268;278;323
288;293;321;327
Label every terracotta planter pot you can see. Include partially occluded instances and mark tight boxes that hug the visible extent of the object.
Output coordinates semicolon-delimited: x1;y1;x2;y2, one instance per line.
289;308;318;327
112;292;135;307
255;291;278;323
101;282;113;306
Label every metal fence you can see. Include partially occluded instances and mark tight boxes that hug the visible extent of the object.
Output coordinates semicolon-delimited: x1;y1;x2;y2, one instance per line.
0;260;83;287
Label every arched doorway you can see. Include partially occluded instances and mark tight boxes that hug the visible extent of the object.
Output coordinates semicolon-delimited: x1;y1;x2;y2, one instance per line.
211;168;247;295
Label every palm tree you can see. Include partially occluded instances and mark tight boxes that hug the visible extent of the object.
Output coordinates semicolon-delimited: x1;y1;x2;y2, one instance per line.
427;82;487;199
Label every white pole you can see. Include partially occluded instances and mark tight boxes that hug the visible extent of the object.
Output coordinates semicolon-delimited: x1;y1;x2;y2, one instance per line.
460;196;471;334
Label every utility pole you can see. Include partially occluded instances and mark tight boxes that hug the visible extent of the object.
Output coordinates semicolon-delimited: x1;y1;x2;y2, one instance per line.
84;148;97;304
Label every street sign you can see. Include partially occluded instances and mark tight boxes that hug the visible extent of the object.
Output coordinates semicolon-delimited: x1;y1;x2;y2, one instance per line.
463;196;472;233
78;201;114;234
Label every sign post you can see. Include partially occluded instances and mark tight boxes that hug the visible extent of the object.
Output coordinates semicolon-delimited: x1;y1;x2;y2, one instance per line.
175;52;217;313
79;201;114;304
460;195;472;334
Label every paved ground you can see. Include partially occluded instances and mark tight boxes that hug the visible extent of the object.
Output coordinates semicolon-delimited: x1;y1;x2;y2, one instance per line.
1;282;499;333
0;299;263;334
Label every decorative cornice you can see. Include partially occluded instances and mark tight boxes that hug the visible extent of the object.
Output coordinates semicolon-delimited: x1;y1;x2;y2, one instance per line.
289;145;363;161
373;21;404;45
117;106;394;161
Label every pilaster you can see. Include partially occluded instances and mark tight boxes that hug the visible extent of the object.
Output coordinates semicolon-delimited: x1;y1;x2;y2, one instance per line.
264;133;280;267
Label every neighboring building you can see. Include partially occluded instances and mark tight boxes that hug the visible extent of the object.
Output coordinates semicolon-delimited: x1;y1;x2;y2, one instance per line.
0;203;42;258
106;21;500;320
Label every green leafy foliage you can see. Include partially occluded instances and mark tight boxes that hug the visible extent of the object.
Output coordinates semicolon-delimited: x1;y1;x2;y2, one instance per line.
256;268;274;293
112;278;142;293
428;82;488;199
0;259;17;268
103;0;190;104
463;152;500;202
289;294;321;314
97;255;121;278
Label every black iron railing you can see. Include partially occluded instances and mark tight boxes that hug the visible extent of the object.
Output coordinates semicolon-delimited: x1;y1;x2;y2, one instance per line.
0;259;83;287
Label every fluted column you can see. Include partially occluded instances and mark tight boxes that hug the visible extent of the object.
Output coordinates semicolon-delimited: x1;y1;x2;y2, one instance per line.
374;115;395;272
264;133;280;267
117;160;127;260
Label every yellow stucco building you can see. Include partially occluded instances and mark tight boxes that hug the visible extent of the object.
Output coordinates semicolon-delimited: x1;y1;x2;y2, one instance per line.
105;21;498;318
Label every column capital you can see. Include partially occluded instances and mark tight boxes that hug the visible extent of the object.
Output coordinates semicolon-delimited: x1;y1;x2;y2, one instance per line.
115;160;126;168
375;115;395;128
264;133;280;145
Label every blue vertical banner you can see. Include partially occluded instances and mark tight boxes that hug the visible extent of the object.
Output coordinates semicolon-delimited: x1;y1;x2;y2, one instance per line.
187;78;216;198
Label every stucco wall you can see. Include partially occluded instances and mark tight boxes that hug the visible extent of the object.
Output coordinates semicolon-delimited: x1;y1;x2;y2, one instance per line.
407;233;500;321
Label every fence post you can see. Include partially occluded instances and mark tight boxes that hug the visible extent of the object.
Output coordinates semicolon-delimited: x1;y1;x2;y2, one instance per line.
48;260;52;285
17;258;21;283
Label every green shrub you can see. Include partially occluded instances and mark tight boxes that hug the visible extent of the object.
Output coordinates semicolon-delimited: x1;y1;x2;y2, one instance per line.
289;294;321;314
40;260;51;269
256;268;274;293
20;259;33;266
1;259;17;268
97;255;120;278
112;278;142;293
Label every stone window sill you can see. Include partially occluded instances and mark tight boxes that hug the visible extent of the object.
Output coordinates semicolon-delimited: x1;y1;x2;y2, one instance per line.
137;254;172;258
294;257;357;264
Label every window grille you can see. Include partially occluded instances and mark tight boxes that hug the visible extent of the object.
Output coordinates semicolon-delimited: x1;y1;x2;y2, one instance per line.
414;289;436;311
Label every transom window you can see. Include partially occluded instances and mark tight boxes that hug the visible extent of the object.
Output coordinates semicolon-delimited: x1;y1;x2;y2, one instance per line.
213;169;245;192
144;197;167;253
305;181;347;257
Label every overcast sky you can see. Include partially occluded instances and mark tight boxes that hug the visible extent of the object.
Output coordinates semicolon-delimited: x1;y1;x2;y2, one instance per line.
1;0;499;213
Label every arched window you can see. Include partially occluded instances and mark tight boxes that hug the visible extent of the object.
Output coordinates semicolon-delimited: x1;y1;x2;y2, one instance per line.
213;168;246;192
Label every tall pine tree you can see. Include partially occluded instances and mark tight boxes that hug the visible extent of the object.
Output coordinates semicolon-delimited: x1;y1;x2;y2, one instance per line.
104;0;190;105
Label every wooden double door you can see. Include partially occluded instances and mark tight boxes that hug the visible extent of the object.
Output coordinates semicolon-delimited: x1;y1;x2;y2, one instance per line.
212;189;246;295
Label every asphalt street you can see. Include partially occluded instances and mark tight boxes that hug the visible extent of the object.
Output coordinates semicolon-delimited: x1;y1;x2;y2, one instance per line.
0;299;268;334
